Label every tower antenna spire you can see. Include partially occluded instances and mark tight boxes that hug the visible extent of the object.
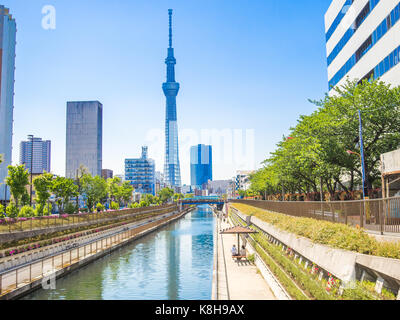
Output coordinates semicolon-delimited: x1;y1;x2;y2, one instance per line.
168;9;173;48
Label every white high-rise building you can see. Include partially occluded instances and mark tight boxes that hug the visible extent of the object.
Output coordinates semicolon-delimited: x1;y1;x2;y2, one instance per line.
0;6;16;201
325;0;400;94
20;137;51;174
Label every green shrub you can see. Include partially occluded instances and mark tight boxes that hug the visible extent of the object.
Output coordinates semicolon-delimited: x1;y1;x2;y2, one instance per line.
18;205;35;217
247;254;255;263
110;201;119;210
43;203;52;216
6;203;18;218
0;204;4;218
96;203;105;212
64;202;78;215
139;201;147;208
129;202;140;209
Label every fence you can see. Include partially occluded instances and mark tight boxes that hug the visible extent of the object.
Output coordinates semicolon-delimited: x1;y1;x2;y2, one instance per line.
0;204;177;234
233;197;400;234
0;207;186;297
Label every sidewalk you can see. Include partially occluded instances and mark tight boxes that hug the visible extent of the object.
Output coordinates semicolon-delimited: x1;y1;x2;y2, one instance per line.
217;218;276;300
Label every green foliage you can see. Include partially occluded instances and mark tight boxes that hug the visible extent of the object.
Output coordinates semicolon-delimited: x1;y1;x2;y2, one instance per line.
110;201;119;210
18;205;36;217
139;201;147;208
33;172;53;215
158;187;174;204
5;165;30;208
247;254;255;263
81;174;107;211
6;203;18;218
173;193;184;201
64;202;78;215
249;79;400;199
51;176;78;213
96;203;105;212
129;202;140;209
43;203;52;216
21;191;30;207
0;204;5;218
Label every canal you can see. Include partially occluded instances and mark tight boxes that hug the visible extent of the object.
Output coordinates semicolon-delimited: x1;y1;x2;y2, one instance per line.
22;205;215;300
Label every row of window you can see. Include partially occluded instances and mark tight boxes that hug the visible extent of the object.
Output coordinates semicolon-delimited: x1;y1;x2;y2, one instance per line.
329;1;400;90
374;45;400;78
326;0;354;42
327;0;380;66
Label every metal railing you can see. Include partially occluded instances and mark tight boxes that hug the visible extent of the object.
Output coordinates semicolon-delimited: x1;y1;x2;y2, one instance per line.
0;207;187;297
0;204;177;234
233;197;400;234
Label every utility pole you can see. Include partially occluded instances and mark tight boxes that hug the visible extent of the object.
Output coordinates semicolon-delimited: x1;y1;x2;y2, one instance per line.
28;135;34;206
358;110;369;200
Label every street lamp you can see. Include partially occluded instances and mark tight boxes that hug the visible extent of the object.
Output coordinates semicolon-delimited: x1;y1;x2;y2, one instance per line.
28;135;34;206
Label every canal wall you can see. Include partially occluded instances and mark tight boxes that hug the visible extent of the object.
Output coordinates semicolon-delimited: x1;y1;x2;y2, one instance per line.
0;206;195;300
0;205;176;244
231;206;400;297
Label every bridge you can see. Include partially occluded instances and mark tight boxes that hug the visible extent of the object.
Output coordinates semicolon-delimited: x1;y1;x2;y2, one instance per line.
179;196;226;210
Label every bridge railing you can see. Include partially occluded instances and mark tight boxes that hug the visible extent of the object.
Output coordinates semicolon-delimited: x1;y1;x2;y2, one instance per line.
232;197;400;234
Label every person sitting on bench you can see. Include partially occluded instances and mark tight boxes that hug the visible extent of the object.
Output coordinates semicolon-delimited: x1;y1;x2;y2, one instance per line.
240;245;246;257
231;245;238;257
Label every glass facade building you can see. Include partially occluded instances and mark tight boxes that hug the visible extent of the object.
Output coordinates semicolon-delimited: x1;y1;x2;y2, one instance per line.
125;146;156;195
0;6;16;201
20;137;51;174
163;9;181;189
190;144;212;189
66;101;103;178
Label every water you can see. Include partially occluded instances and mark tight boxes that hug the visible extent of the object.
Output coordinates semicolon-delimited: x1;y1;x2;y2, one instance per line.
22;205;215;300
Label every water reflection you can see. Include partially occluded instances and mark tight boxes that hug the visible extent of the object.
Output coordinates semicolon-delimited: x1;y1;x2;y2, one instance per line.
22;205;215;300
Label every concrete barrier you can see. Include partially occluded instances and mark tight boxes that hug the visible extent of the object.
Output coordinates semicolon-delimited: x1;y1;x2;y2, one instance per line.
232;208;400;290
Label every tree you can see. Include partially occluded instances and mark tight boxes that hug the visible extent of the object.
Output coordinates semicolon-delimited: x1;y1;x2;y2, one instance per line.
158;187;174;204
74;165;89;209
81;174;108;211
33;172;54;216
107;176;122;203
120;182;134;205
51;176;78;214
173;193;184;201
5;165;30;209
250;78;400;200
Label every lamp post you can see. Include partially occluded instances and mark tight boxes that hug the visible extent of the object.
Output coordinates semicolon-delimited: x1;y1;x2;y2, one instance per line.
28;135;34;206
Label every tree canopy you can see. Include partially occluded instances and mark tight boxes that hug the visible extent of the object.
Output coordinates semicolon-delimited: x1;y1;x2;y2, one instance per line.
249;79;400;201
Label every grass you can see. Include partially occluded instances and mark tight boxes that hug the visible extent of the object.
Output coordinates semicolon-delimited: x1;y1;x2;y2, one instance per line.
231;203;400;259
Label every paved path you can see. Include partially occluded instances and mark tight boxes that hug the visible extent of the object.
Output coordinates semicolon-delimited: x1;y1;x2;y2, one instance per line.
217;217;276;300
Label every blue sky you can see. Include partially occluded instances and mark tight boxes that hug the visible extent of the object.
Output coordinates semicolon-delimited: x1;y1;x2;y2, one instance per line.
5;0;332;185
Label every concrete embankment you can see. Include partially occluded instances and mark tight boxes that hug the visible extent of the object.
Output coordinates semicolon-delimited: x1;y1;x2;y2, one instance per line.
0;206;194;300
231;206;400;299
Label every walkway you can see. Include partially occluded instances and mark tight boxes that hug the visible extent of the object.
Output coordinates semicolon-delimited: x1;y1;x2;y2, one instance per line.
216;217;276;300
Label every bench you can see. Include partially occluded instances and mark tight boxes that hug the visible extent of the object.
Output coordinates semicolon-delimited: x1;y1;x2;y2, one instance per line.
232;255;247;262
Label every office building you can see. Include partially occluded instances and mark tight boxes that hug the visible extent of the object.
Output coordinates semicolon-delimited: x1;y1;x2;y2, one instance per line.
102;169;113;180
0;6;16;201
326;0;400;94
125;146;156;195
66;101;103;178
163;9;182;189
20;137;51;174
190;144;212;189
